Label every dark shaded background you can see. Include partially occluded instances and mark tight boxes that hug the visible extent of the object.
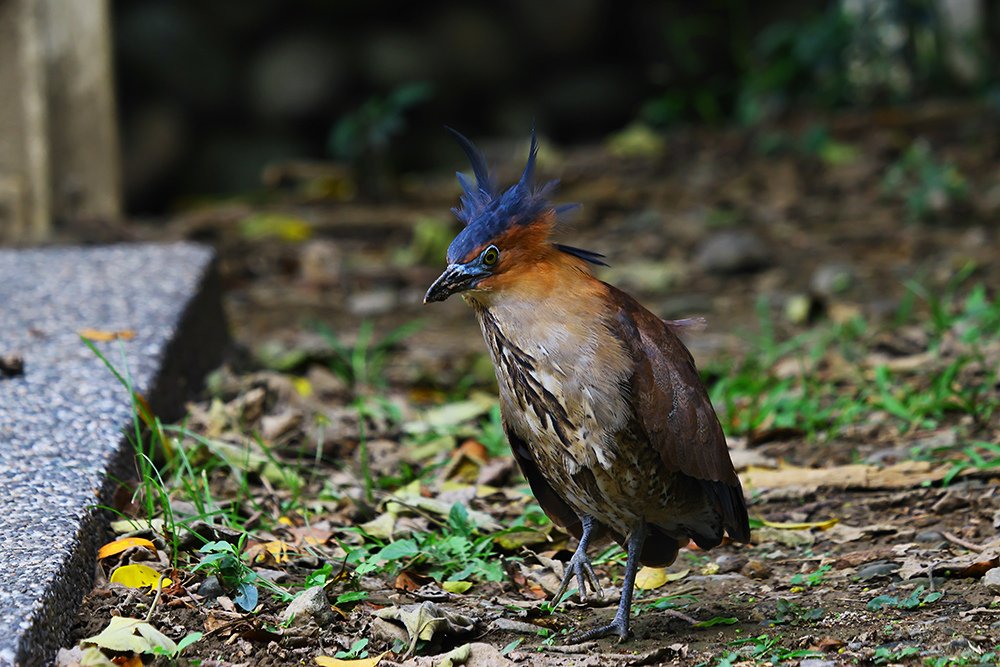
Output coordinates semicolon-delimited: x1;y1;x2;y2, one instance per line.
113;0;999;213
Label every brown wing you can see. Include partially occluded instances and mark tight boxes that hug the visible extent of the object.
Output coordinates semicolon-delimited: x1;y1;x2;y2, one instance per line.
605;283;751;544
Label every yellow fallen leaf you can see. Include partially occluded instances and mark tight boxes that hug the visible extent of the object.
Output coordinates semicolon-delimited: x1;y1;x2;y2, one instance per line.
315;652;387;667
78;328;136;342
240;213;312;242
636;566;666;590
278;516;294;526
293;377;313;397
441;580;472;594
97;537;156;559
263;540;291;563
109;564;172;590
760;518;839;531
635;567;690;590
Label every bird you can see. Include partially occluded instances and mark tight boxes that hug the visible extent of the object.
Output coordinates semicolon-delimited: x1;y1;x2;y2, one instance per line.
424;127;750;642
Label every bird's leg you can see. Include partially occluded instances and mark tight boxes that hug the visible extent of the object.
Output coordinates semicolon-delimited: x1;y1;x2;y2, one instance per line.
567;521;648;643
553;515;603;605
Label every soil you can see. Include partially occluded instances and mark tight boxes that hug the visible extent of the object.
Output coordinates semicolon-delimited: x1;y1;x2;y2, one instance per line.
62;105;1000;666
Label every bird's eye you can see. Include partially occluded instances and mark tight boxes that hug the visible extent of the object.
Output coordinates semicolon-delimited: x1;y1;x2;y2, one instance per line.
482;245;500;266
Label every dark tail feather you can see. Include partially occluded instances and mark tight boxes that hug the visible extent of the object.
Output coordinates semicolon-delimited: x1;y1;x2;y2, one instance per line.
700;479;751;544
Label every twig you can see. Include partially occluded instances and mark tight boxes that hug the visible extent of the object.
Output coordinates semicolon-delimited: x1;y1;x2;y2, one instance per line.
145;577;165;623
538;641;598;653
942;531;984;553
660;609;698;625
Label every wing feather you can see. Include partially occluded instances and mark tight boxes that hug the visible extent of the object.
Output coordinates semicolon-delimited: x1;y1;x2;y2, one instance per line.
605;284;751;543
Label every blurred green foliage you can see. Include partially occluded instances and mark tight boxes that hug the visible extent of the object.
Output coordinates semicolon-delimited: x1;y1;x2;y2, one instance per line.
642;0;992;127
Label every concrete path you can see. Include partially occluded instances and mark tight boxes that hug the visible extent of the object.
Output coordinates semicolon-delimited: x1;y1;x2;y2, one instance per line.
0;243;227;666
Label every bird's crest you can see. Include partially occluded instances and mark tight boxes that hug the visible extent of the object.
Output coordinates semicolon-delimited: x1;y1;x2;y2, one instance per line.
445;127;606;266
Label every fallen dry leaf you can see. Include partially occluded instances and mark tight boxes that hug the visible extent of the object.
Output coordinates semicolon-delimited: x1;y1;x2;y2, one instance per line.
636;567;690;590
97;537;156;560
314;652;388;667
78;328;136;342
441;580;473;594
81;616;177;655
759;518;839;531
109;564;172;590
743;460;962;492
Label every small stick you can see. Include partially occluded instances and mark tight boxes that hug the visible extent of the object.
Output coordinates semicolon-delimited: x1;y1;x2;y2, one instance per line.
660;609;698;625
942;531;984;553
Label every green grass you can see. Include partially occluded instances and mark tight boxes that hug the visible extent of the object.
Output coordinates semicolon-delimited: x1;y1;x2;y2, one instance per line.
882;140;968;223
701;633;824;666
705;281;999;457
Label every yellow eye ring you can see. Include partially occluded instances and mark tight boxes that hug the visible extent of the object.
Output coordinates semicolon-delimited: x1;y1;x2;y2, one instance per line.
482;245;500;266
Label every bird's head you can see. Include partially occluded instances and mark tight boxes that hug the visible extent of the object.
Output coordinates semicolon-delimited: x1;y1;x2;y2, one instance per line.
424;128;605;305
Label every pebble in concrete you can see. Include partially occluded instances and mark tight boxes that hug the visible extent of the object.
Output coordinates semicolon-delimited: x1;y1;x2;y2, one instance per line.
0;243;228;666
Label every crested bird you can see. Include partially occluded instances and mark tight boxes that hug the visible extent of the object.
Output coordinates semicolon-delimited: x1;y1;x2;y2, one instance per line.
424;128;751;642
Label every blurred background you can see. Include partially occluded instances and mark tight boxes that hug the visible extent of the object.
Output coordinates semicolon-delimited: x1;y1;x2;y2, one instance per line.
109;0;1000;212
1;0;998;395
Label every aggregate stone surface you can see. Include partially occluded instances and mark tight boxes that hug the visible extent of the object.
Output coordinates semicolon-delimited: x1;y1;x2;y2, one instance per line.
0;243;227;666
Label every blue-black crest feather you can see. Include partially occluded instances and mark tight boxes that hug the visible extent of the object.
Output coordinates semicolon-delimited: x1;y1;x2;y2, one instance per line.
445;126;494;197
520;125;538;187
554;244;609;266
445;127;605;267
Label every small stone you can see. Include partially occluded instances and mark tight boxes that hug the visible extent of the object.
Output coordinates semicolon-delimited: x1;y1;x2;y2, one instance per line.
198;576;223;601
810;263;855;296
800;659;837;667
915;530;945;543
715;554;748;574
279;586;335;626
694;231;770;274
983;567;1000;594
0;353;25;378
856;561;900;581
256;568;288;584
741;559;772;580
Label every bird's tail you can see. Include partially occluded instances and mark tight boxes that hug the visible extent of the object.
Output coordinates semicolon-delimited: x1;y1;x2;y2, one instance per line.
638;526;681;568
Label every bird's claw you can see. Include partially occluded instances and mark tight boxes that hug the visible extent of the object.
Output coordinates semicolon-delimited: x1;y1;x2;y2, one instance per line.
566;615;631;644
552;550;603;606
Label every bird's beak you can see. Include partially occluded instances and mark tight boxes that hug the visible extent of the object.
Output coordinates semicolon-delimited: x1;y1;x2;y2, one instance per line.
424;263;483;303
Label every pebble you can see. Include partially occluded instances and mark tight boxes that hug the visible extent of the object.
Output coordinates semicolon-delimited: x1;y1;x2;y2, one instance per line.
741;560;772;580
715;554;748;574
198;576;223;601
983;567;1000;594
800;660;837;667
279;586;335;626
856;561;900;581
810;263;855;296
915;530;945;543
693;231;770;274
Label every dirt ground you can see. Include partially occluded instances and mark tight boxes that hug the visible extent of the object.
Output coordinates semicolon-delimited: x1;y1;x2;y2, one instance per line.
63;106;1000;666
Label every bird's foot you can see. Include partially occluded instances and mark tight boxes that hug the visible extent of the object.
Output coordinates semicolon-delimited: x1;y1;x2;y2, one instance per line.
566;613;630;644
552;549;603;606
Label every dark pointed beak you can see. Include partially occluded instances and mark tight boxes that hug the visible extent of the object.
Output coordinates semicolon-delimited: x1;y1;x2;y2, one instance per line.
424;263;483;303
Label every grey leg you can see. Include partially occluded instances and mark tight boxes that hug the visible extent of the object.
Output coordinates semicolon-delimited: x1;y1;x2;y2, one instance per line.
553;515;604;605
567;521;648;643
